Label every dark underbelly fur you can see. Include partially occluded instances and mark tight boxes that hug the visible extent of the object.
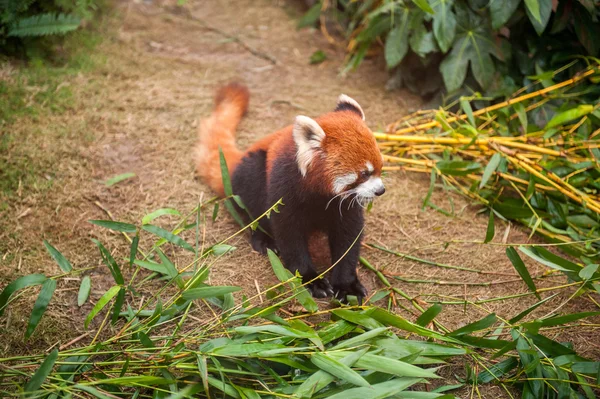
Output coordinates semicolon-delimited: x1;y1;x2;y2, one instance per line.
231;149;367;302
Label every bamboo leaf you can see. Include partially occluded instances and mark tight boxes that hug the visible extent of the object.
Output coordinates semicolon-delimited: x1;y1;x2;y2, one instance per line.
326;378;423;399
579;264;598;280
460;98;475;126
25;279;57;339
93;239;124;285
78;276;91;306
111;287;126;325
480;153;501;189
311;352;371;387
0;274;47;317
412;0;433;14
24;349;58;395
142;208;181;225
295;348;368;398
104;172;136;186
85;285;121;329
267;249;317;313
540;311;600;327
506;247;540;300
142;224;195;252
182;286;241;300
449;313;497;336
331;326;389;350
416;303;443;327
484;211;495;243
43;241;72;272
546;105;594;129
352;353;439;378
89;220;137;233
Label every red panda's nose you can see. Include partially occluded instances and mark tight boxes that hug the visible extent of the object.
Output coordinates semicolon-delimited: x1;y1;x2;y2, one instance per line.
375;186;385;196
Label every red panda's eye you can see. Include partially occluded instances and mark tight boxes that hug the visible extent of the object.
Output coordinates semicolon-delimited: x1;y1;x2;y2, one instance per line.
360;170;369;179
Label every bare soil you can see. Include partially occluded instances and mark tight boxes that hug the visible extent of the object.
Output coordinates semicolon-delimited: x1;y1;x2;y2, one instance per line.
1;0;598;396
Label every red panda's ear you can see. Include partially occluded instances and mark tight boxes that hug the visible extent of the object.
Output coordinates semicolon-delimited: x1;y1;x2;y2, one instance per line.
293;115;325;177
335;94;365;121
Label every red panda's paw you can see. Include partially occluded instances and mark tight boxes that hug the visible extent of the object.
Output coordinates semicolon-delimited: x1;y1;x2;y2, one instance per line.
333;280;368;305
250;232;278;255
306;278;334;298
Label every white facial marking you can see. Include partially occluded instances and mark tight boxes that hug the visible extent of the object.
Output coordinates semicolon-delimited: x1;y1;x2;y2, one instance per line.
336;94;365;121
293;115;326;177
356;176;384;199
365;161;374;173
333;173;358;194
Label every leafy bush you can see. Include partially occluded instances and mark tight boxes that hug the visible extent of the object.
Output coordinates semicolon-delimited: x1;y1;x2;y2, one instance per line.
301;0;600;98
0;0;99;56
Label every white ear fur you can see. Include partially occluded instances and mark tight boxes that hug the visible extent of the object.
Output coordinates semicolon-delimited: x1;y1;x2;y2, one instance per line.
293;115;325;177
336;94;365;121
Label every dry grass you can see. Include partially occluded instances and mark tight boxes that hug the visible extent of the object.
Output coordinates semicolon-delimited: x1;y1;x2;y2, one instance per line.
1;1;598;397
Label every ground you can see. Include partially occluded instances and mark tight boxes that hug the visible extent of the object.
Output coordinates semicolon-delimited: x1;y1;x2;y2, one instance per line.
0;0;599;397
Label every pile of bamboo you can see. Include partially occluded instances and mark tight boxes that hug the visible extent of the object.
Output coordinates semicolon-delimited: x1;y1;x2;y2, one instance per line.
377;65;600;258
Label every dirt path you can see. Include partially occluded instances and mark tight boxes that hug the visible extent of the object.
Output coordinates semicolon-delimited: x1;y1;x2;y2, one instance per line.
1;0;598;393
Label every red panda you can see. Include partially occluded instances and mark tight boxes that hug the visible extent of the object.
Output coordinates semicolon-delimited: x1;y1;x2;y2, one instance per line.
195;83;385;302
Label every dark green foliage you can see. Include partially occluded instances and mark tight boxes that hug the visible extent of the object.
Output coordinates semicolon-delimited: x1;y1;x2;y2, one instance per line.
0;0;99;56
301;0;600;98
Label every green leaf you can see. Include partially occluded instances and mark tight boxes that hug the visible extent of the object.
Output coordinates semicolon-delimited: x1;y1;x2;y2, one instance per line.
489;0;520;28
436;160;481;176
506;247;540;300
330;327;389;350
8;13;80;37
182;286;241;300
524;0;542;23
297;1;322;29
546;105;594;129
0;274;47;317
484;211;495;243
385;8;411;68
219;148;233;197
295;348;368;398
267;249;317;312
156;249;180;279
449;313;497;336
508;294;558;324
196;355;209;395
111;287;126;325
210;244;236;256
525;0;552;35
78;276;91;307
325;378;423;399
309;50;327;64
580;264;599;280
477;357;519;383
440;7;500;91
24;349;58;395
431;0;456;53
311;353;371;387
573;3;600;56
350;353;439;378
104;172;136;187
142;208;181;225
43;241;72;272
26;279;56;339
129;235;139;267
89;220;137;233
93;239;124;285
514;102;528;133
540;311;600;327
142;224;195;252
416;303;443;327
460;98;475;126
412;0;434;14
479;152;500;188
85;285;121;329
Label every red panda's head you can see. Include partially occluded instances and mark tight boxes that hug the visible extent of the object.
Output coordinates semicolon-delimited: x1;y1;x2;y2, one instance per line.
292;95;385;206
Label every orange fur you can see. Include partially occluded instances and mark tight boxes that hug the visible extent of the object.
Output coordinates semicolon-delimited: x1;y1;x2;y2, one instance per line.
195;83;249;197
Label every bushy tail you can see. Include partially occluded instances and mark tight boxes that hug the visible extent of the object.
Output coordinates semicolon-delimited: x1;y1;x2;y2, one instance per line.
195;83;249;197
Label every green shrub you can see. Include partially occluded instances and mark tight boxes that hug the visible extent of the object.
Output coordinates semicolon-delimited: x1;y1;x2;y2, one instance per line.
0;0;99;56
302;0;600;98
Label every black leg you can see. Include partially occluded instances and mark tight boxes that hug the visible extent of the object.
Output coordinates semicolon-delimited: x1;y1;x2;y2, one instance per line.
329;207;367;303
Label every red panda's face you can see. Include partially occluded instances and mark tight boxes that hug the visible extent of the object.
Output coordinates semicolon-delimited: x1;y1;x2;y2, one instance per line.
292;95;385;206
